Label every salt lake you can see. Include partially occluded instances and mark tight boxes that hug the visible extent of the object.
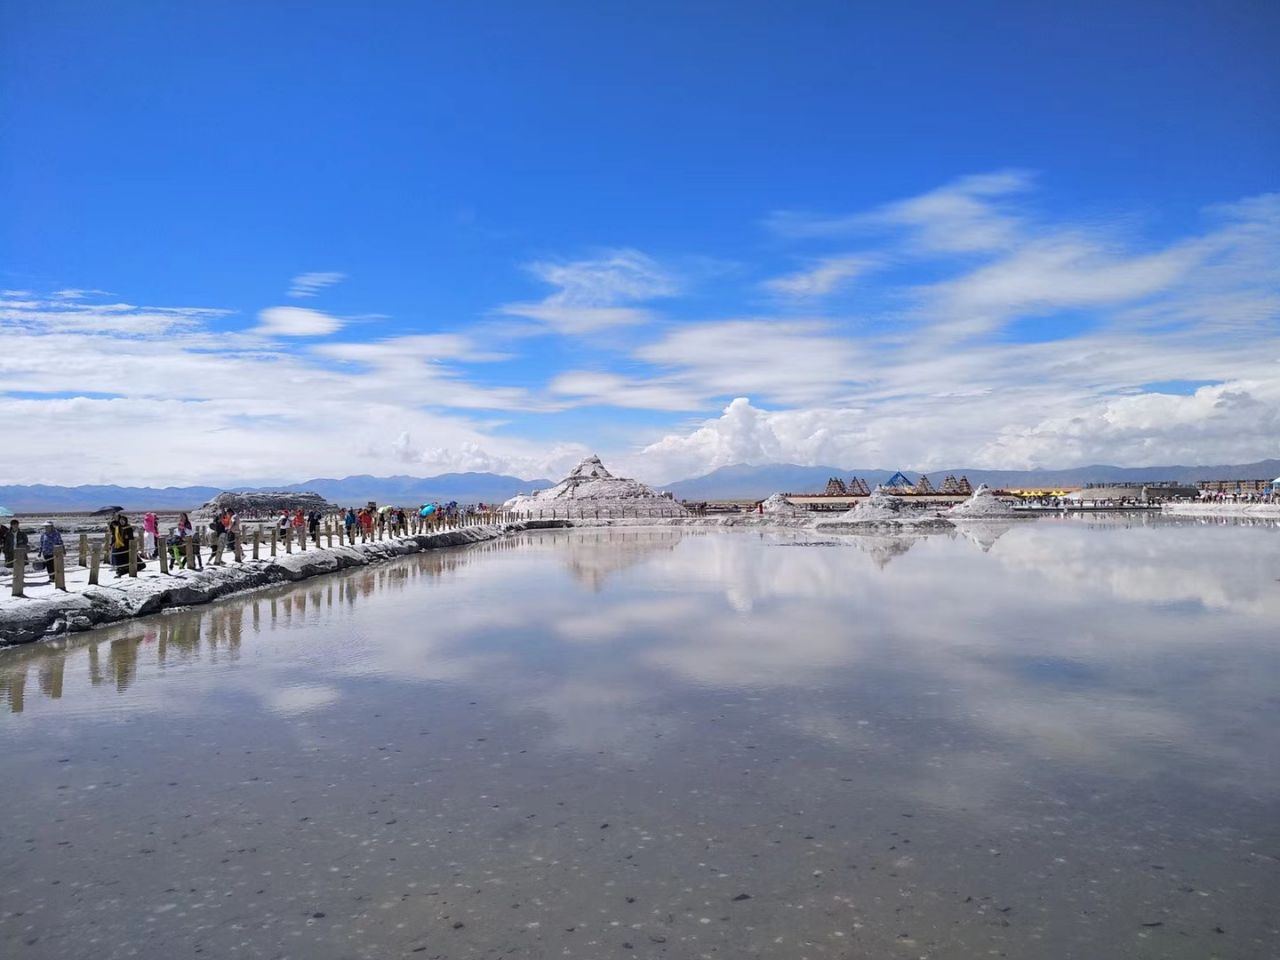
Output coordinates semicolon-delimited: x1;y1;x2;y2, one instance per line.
1;518;1277;958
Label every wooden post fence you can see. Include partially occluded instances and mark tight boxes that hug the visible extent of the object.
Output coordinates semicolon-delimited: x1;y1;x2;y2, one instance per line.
253;530;261;560
10;549;25;597
78;533;88;568
127;540;138;577
89;544;101;585
185;537;195;571
157;540;168;575
270;527;277;557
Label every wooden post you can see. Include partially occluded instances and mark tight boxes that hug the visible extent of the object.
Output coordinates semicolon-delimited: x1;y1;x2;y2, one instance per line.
78;533;88;568
185;537;194;571
285;527;292;554
11;549;25;596
127;540;138;577
157;540;169;575
253;530;260;560
233;534;244;562
89;545;101;585
212;534;225;566
270;527;277;557
298;526;306;551
327;524;333;548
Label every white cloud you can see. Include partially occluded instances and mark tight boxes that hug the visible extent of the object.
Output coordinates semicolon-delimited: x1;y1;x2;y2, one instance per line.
762;254;877;298
256;305;344;336
633;320;866;406
765;169;1031;253
288;271;346;297
4;178;1277;487
499;248;677;334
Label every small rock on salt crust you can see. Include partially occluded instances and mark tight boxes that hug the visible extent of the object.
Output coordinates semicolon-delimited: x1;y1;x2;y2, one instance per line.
947;484;1023;519
503;455;689;519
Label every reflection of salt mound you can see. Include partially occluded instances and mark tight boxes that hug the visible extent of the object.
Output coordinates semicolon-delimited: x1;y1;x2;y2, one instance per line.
852;534;919;568
948;484;1022;519
815;487;952;529
953;519;1016;551
503;455;689;519
760;493;803;515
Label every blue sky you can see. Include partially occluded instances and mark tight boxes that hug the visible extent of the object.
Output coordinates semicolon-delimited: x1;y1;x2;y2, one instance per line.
2;1;1277;485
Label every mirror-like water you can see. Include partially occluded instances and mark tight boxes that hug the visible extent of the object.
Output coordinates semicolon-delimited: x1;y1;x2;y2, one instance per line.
2;519;1278;958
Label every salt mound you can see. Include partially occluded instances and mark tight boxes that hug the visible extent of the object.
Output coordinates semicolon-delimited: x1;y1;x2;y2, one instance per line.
198;490;335;520
948;484;1022;519
760;493;802;515
503;455;689;519
815;487;952;529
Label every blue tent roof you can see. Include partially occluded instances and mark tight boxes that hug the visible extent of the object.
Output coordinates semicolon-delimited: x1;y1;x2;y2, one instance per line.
882;471;914;489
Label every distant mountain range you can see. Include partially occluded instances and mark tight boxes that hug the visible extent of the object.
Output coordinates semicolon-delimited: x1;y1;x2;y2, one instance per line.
0;472;553;513
661;459;1280;501
3;459;1276;512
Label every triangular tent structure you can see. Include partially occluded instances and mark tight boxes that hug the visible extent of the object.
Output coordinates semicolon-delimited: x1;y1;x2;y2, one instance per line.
823;477;848;496
915;475;936;494
882;471;915;492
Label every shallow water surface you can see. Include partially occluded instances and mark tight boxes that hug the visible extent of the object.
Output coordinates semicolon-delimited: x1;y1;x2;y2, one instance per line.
2;520;1278;958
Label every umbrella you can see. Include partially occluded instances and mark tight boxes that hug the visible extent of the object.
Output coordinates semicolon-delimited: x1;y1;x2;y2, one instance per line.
92;505;125;515
378;505;395;514
0;506;13;518
419;504;436;517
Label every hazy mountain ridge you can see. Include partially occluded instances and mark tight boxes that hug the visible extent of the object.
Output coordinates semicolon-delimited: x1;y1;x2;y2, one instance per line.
663;460;1280;500
4;460;1276;511
0;473;554;513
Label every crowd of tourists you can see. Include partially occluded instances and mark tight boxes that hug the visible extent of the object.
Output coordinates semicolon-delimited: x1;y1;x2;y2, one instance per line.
2;501;501;582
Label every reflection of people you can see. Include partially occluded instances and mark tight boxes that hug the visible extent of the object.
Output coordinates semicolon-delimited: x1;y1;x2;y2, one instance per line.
37;520;64;573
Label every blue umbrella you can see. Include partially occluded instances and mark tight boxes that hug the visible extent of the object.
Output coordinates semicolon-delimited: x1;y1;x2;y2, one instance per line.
419;504;436;517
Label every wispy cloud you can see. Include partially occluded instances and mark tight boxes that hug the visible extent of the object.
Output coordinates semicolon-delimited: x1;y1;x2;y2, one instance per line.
762;254;877;298
764;170;1031;252
499;249;678;334
256;305;345;337
288;271;347;298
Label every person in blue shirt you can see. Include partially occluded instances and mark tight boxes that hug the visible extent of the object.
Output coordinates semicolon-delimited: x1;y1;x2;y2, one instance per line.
38;520;64;574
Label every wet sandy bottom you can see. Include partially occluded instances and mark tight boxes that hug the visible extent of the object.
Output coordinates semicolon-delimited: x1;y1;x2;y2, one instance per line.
2;524;1278;958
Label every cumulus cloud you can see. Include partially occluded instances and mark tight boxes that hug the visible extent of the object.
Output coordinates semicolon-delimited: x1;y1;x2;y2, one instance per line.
499;248;677;334
288;271;346;297
256;305;344;336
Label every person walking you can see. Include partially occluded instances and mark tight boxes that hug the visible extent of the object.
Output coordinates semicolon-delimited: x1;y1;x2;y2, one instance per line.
142;512;159;559
108;513;134;577
207;516;224;564
37;520;64;574
344;507;356;544
5;519;29;569
175;512;201;570
307;509;321;546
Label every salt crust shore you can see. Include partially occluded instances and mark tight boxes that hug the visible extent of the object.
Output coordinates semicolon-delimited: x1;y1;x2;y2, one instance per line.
1161;503;1280;518
0;520;571;647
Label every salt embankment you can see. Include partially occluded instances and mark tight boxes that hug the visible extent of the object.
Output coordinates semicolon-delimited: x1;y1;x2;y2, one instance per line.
504;455;688;519
1161;503;1280;519
0;520;570;647
814;488;953;531
947;484;1025;519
